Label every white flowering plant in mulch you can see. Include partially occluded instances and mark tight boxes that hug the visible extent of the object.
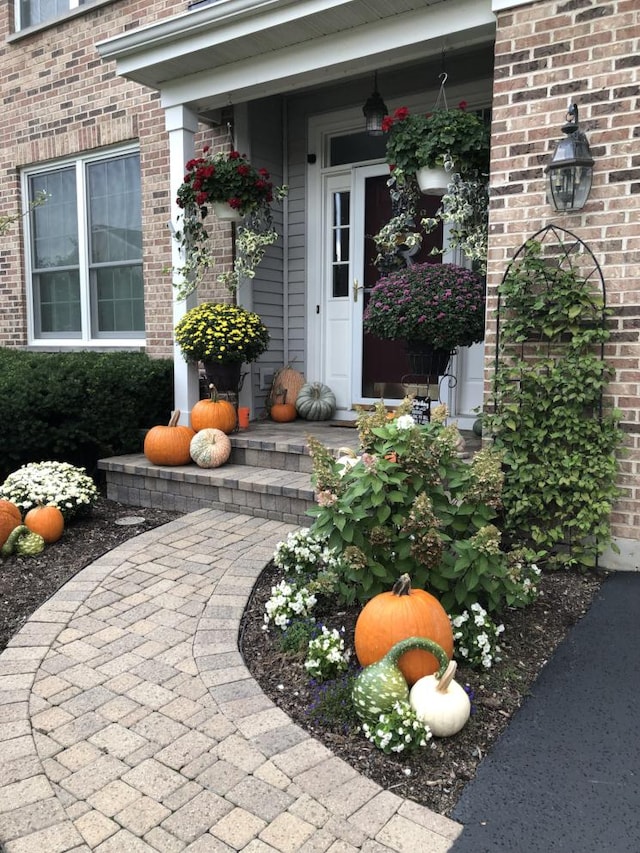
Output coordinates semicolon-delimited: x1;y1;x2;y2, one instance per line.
266;530;352;679
304;625;350;682
0;461;99;520
451;603;505;671
273;528;343;582
263;580;317;630
361;700;433;755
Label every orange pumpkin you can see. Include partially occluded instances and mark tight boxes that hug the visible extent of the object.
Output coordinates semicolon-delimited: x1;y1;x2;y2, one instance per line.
269;387;297;423
0;500;22;549
144;410;195;466
25;504;65;544
191;385;237;434
354;574;454;685
271;403;297;423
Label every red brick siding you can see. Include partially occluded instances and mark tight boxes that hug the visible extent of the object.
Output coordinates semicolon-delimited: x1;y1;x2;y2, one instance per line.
489;0;640;540
0;0;233;357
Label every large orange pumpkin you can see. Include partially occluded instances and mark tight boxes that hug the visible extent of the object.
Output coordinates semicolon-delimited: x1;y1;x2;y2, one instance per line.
24;504;65;544
144;410;195;466
354;573;454;685
0;500;22;549
191;385;237;434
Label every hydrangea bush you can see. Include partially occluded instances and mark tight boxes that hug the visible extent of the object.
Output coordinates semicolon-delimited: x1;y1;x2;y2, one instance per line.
307;401;537;614
0;461;98;519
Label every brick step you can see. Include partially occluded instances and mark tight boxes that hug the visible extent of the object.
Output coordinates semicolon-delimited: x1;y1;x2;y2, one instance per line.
99;422;479;526
99;454;318;525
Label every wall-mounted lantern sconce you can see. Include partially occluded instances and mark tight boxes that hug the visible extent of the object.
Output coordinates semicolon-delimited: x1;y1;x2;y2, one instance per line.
546;103;594;212
362;72;388;137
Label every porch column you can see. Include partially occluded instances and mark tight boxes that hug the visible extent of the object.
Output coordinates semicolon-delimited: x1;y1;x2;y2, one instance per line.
166;104;200;425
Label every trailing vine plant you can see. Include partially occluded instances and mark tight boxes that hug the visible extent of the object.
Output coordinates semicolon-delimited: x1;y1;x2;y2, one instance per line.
485;231;623;568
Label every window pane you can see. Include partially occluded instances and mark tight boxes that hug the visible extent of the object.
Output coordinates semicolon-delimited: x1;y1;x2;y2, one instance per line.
331;191;349;297
94;266;144;333
30;169;78;268
332;265;348;299
36;270;81;335
329;132;386;167
88;154;142;263
20;0;69;28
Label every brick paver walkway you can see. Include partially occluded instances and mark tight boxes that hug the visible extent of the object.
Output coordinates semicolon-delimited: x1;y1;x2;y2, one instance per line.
0;509;462;852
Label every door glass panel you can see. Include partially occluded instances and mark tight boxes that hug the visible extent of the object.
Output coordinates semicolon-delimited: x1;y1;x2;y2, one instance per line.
329;132;386;167
361;175;444;398
332;191;350;297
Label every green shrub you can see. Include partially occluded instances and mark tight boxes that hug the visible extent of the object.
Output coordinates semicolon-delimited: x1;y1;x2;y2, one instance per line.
0;349;173;480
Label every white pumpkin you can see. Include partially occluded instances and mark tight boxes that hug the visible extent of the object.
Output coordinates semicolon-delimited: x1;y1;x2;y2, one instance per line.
336;447;359;476
409;660;471;737
189;428;232;468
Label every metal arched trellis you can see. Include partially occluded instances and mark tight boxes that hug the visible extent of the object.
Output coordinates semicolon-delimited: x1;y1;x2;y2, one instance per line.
491;224;611;566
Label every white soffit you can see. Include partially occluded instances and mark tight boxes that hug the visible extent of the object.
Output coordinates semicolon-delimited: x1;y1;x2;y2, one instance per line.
97;0;495;111
492;0;533;10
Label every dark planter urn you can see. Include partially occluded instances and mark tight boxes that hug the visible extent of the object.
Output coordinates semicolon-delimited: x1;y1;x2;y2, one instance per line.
405;341;451;380
202;361;242;393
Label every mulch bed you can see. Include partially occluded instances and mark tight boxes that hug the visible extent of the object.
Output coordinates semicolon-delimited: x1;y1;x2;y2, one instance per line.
240;559;604;816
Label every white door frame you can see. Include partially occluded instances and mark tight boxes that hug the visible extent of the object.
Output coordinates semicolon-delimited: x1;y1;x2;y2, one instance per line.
306;92;488;425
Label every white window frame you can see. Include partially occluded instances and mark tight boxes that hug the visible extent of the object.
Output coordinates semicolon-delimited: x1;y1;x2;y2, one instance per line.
22;144;145;348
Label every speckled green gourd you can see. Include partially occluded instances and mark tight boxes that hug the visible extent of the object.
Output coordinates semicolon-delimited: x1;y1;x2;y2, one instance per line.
1;525;45;557
352;636;449;723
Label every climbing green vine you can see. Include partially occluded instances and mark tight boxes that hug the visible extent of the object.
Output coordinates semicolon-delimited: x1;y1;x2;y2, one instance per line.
486;238;623;568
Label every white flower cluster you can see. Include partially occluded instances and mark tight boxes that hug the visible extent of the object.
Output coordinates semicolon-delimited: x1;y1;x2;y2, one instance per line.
395;414;416;431
451;603;505;670
509;560;542;605
272;528;341;578
304;626;349;682
0;461;99;519
361;700;432;754
263;581;317;630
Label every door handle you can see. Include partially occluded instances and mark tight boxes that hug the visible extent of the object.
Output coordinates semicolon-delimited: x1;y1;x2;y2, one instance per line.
353;279;362;302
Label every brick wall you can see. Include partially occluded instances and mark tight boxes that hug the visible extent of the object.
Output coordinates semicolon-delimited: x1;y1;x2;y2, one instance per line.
0;0;233;357
489;0;640;547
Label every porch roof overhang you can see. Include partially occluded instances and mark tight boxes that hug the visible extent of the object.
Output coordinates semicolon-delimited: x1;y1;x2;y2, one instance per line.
97;0;495;115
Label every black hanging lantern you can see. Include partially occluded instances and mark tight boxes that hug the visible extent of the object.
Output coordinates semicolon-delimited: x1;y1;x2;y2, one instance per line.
362;72;388;137
546;103;594;212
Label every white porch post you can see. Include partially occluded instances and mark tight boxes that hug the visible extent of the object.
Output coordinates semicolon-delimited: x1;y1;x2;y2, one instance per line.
166;104;200;426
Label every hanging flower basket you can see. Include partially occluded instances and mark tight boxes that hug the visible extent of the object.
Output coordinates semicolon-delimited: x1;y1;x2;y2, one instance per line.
173;147;287;297
383;104;490;177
